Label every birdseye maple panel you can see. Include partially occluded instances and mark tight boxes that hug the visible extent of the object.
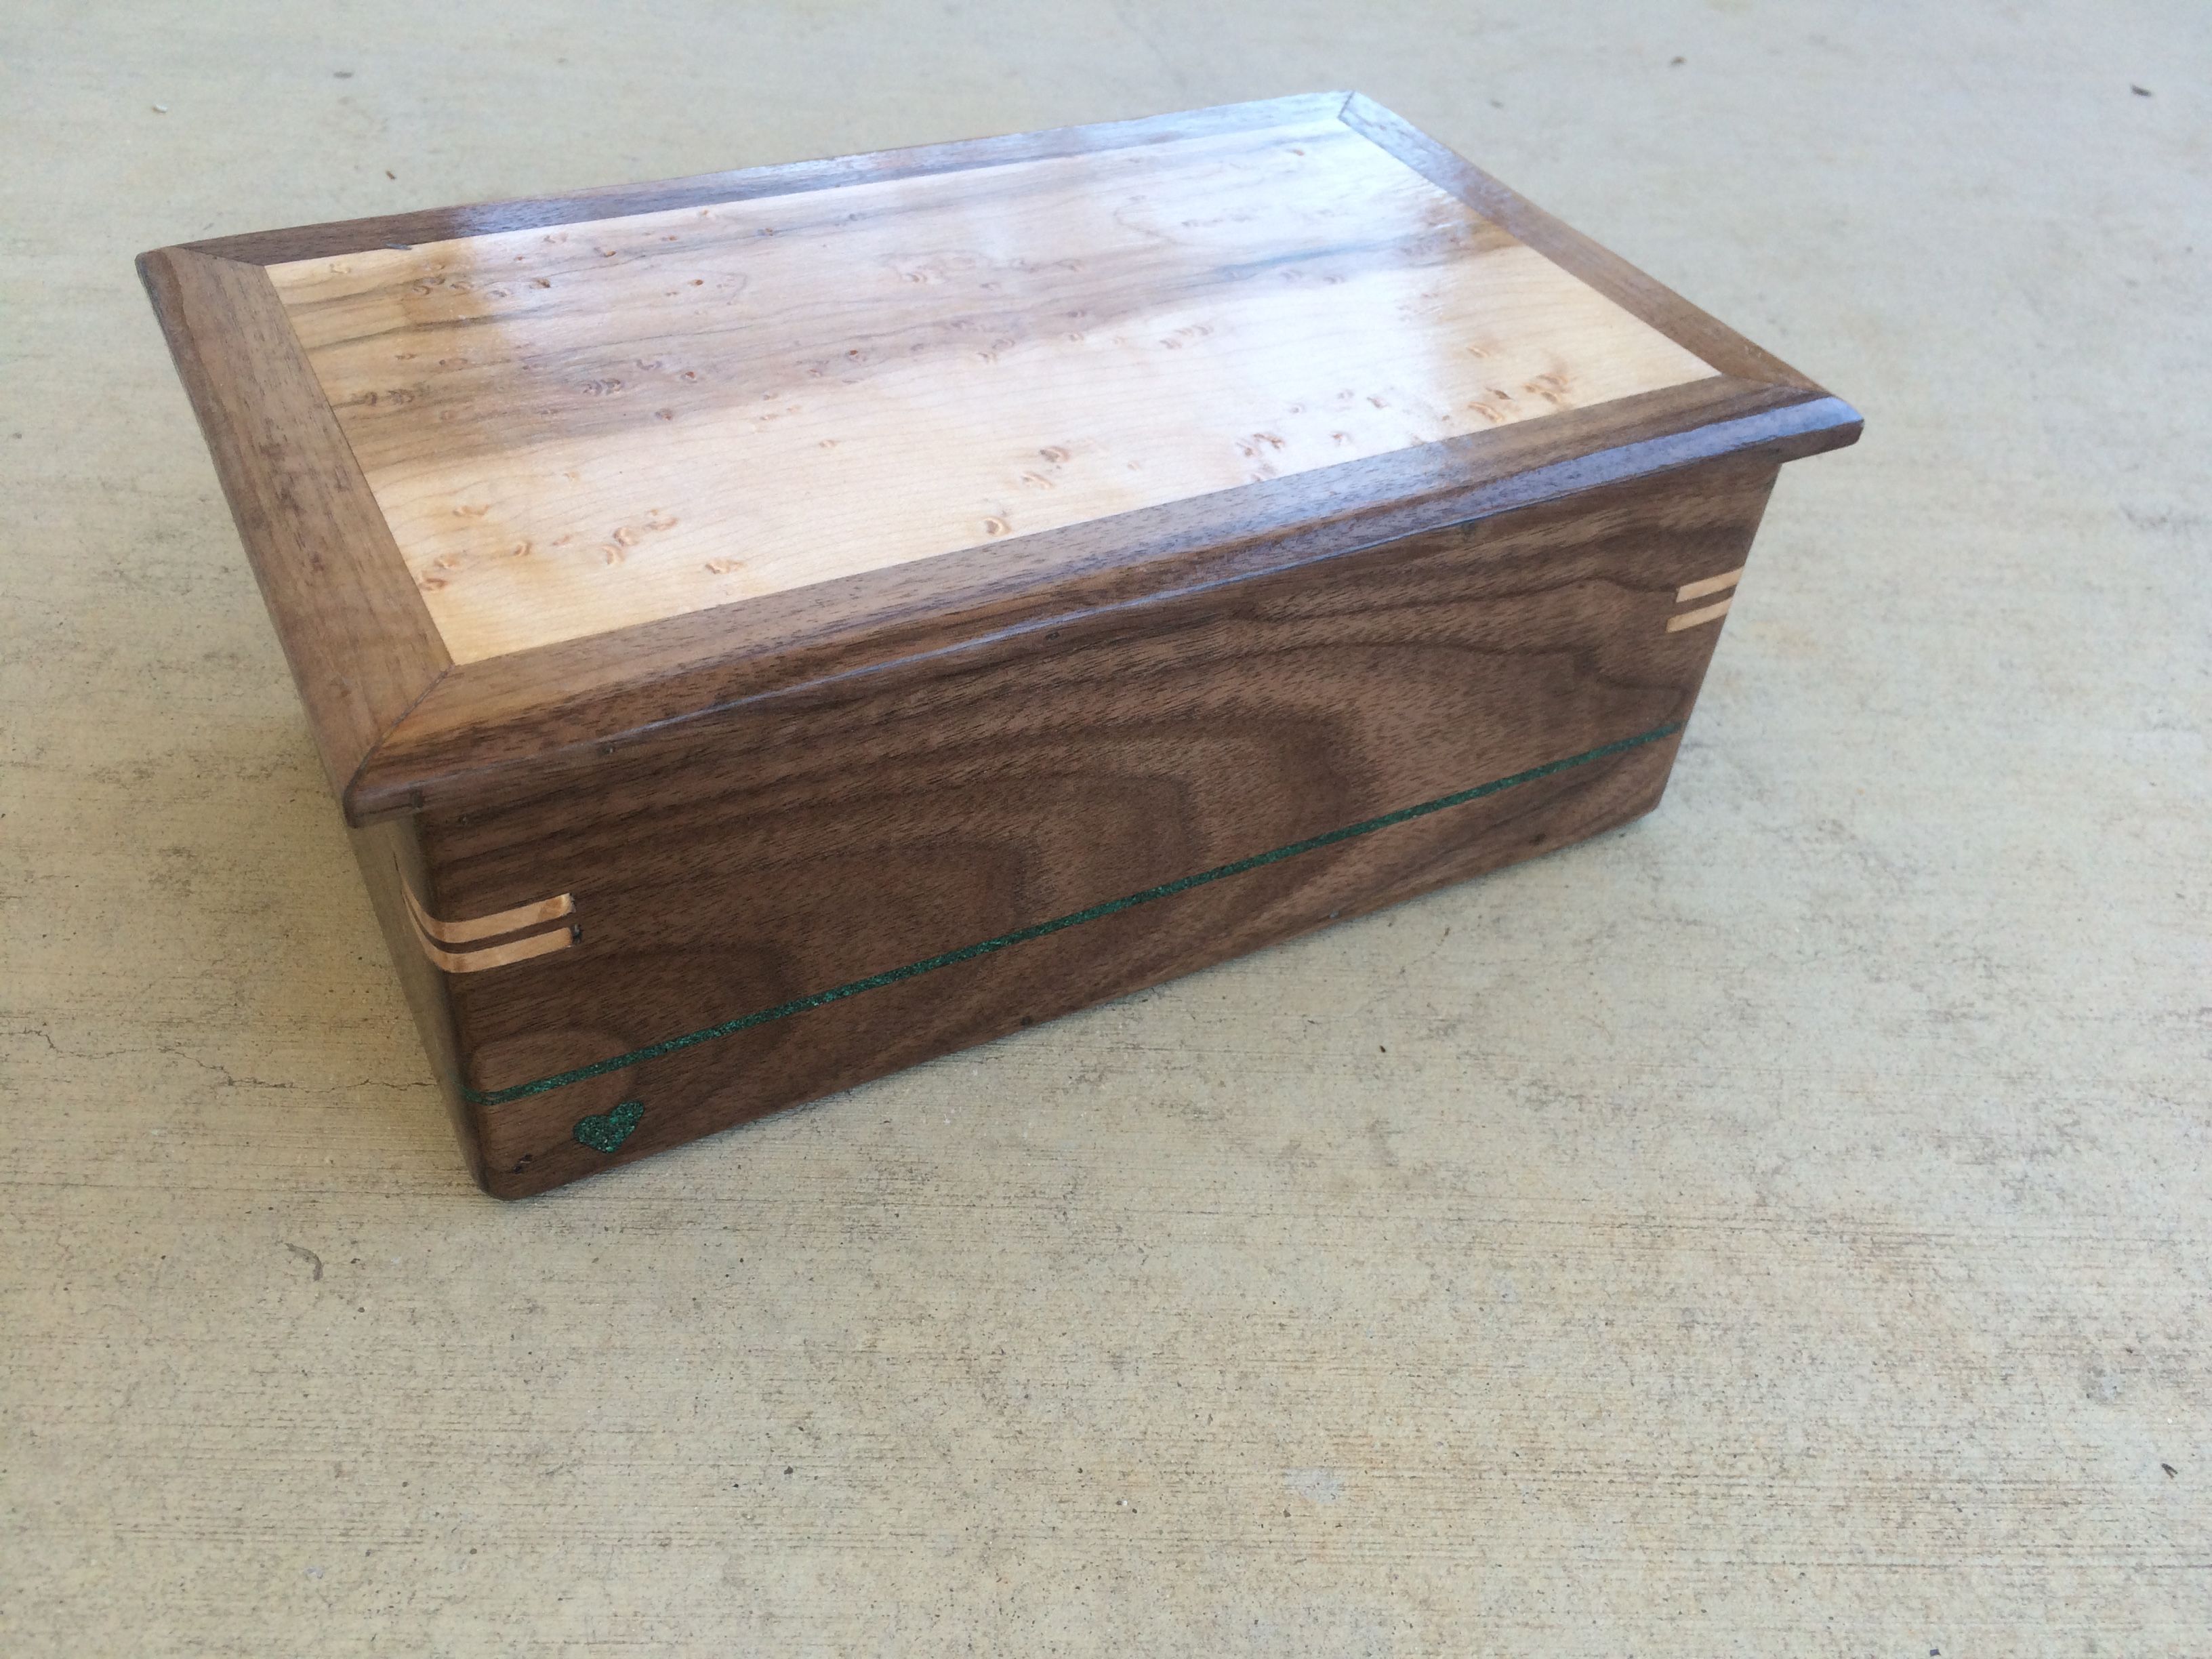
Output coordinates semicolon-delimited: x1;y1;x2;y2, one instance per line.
266;116;1717;663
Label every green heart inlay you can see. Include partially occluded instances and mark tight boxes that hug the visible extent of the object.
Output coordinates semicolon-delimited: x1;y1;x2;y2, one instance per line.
572;1099;644;1154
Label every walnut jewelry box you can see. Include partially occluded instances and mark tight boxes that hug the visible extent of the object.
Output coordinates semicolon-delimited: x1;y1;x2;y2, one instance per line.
140;93;1859;1197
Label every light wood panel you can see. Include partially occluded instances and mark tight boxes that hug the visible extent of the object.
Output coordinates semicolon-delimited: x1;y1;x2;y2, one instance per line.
268;117;1716;663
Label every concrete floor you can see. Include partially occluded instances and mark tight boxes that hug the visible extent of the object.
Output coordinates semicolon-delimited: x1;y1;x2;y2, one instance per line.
5;1;2207;1652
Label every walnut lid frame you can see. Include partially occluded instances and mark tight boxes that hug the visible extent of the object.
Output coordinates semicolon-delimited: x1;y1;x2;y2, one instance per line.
140;91;1860;827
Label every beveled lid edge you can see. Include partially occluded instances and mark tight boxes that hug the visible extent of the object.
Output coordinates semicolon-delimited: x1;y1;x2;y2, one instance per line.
136;91;1861;826
138;245;455;808
346;380;1858;825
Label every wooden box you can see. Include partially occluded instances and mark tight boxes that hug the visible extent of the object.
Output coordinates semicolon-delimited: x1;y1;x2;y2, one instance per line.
140;94;1858;1197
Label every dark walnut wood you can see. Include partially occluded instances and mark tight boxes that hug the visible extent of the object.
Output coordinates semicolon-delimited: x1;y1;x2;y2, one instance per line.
138;248;450;801
415;457;1775;1196
139;93;1860;1195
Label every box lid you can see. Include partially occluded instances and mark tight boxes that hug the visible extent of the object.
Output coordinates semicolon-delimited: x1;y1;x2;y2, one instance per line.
140;92;1858;825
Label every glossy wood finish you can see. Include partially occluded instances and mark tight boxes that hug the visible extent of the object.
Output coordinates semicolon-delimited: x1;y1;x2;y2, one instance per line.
1338;94;1824;394
268;116;1714;662
138;94;1861;1193
143;93;1858;826
418;457;1775;1195
352;377;1847;824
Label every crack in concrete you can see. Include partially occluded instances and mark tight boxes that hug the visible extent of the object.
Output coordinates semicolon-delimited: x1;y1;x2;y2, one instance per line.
5;1023;428;1093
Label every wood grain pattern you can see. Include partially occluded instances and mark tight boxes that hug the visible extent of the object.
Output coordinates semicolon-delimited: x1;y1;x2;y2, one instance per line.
137;249;451;800
45;18;2200;1650
409;456;1775;1194
134;94;1862;1193
142;94;1859;825
266;117;1715;663
347;381;1855;823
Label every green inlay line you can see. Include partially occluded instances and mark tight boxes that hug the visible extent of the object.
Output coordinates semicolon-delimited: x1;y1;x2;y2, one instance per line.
465;719;1682;1109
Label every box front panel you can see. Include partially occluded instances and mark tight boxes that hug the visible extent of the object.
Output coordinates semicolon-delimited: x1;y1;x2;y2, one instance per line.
404;456;1776;1195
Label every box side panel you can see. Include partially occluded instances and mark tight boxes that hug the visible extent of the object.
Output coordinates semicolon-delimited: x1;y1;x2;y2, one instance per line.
413;455;1778;1196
